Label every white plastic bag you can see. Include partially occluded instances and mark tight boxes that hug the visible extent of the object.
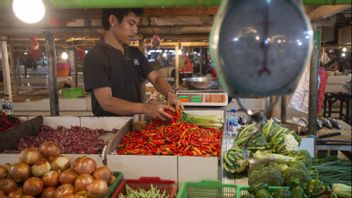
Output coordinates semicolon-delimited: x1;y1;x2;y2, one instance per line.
288;64;310;113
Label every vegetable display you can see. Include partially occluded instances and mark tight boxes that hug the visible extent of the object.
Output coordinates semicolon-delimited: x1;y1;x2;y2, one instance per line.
119;185;169;198
312;160;351;186
117;110;223;156
17;125;106;154
0;141;115;198
117;122;222;156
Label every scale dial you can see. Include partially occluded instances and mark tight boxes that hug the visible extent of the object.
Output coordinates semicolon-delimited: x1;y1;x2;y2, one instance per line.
210;0;313;97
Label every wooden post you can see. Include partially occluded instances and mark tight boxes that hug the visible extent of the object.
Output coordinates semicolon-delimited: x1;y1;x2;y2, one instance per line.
175;43;180;89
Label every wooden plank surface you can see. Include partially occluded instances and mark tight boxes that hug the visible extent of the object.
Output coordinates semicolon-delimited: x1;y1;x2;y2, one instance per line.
316;120;351;145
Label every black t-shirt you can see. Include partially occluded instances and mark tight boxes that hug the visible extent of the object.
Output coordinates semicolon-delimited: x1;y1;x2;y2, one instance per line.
83;41;153;116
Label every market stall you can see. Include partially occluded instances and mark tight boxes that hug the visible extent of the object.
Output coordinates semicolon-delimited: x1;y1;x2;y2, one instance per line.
0;0;351;197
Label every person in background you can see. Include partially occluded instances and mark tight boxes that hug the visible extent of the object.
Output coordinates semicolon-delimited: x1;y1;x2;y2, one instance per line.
324;49;339;72
83;8;183;120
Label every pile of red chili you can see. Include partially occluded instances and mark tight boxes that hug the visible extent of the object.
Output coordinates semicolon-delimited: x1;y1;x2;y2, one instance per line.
0;112;20;132
116;109;223;156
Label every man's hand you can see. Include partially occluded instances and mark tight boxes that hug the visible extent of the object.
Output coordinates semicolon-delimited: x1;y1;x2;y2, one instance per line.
142;103;175;121
167;92;184;112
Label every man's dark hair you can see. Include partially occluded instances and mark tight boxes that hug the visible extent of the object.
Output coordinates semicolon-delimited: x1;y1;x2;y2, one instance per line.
102;8;143;30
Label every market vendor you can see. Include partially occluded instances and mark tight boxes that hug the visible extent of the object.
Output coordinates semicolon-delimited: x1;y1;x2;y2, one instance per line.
83;8;183;119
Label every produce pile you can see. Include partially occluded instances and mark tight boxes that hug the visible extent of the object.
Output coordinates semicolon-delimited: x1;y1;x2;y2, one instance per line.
119;185;169;198
0;112;20;132
17;125;106;154
223;119;352;198
223;119;302;175
116;110;223;156
0;141;116;198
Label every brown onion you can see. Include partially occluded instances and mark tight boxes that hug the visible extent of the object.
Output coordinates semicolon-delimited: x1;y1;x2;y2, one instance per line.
39;141;61;159
23;177;44;196
0;178;17;194
92;166;112;184
22;195;35;198
86;179;108;198
61;194;75;198
109;175;116;185
40;187;56;198
9;162;31;182
72;157;96;175
0;165;8;179
76;191;88;198
19;147;42;165
42;170;60;187
31;159;51;177
74;174;94;192
50;156;70;171
8;188;23;198
55;184;75;198
59;168;79;184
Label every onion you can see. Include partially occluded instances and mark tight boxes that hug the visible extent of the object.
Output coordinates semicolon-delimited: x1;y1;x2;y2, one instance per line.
31;159;51;177
76;191;88;198
74;174;94;192
22;195;35;198
23;177;44;196
86;179;108;198
40;187;56;198
8;188;23;198
109;175;116;185
61;194;75;198
42;170;60;187
0;178;17;194
39;141;61;160
59;168;79;184
0;165;8;179
72;157;96;175
55;184;75;198
50;156;70;171
19;147;42;165
92;166;112;184
9;162;31;182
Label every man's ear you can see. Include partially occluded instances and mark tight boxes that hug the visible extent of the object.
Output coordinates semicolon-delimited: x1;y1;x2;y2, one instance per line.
108;15;118;28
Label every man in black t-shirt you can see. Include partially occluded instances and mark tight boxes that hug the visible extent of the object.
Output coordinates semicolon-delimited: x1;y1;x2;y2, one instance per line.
83;8;183;119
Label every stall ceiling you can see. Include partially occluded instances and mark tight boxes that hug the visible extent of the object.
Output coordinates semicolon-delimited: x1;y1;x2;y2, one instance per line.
0;4;350;48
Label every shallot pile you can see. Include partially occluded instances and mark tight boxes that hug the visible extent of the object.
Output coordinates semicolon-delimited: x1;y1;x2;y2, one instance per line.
17;125;105;154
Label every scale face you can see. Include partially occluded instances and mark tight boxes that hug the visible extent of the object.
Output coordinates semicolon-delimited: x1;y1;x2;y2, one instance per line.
176;91;228;107
210;0;313;97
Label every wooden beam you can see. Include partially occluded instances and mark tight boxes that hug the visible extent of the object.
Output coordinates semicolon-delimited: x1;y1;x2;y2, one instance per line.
308;5;351;21
143;7;217;16
148;16;214;26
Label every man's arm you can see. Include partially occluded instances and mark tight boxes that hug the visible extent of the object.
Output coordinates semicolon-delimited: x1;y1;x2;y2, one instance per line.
94;87;174;120
147;70;183;110
147;70;174;97
93;87;144;115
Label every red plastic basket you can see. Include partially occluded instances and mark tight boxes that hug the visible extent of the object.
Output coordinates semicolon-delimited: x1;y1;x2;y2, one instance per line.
111;177;177;198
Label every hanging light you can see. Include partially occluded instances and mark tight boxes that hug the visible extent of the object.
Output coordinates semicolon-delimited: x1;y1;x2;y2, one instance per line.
61;52;68;60
342;47;347;52
177;49;182;56
12;0;46;24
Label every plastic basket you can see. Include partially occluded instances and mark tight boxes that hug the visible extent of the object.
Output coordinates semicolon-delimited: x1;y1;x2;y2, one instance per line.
103;172;124;198
177;180;240;198
111;177;177;198
62;87;84;98
177;180;288;198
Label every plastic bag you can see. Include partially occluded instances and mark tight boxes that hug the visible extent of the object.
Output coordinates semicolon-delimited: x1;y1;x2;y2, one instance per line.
288;64;310;113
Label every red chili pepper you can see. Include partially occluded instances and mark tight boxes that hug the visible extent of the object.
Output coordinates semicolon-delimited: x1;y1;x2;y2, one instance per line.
116;120;223;156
